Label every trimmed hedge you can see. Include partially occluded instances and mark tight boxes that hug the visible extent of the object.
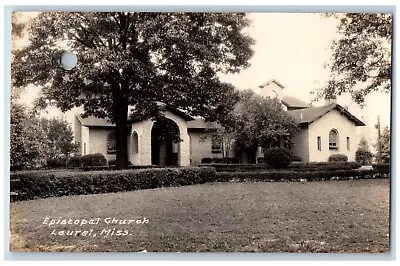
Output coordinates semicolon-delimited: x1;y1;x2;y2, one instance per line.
46;157;67;169
67;156;82;168
11;166;390;201
328;154;348;162
81;165;159;171
65;154;108;168
215;168;389;182
264;147;293;168
199;162;362;172
11;167;216;201
372;163;391;171
201;157;240;164
81;153;107;167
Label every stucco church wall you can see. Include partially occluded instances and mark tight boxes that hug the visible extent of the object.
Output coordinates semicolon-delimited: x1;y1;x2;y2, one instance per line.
292;126;310;162
88;128;116;161
189;131;223;165
308;109;359;162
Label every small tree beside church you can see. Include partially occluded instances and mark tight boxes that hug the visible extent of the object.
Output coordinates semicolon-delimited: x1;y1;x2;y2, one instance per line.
355;136;373;165
232;90;299;158
380;126;390;164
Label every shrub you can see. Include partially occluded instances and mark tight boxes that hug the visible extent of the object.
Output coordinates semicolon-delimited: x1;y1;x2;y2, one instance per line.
215;168;390;182
81;153;107;167
211;162;361;172
257;157;267;164
66;155;82;168
201;158;212;164
108;159;116;166
355;149;373;165
46;157;67;169
328;154;348;162
291;155;302;162
11;167;216;201
263;147;293;169
199;161;361;172
372;163;390;171
200;157;239;164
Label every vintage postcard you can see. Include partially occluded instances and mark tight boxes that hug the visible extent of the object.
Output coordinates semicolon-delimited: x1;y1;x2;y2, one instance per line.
9;11;391;253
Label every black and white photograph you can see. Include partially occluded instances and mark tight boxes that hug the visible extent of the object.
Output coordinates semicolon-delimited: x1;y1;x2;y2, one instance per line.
9;11;391;253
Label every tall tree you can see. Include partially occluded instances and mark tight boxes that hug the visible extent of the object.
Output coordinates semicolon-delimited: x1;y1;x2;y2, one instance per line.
41;118;78;160
10;103;50;170
355;136;373;165
314;13;392;105
12;12;254;169
358;136;371;152
232;90;299;157
380;126;390;164
10;105;77;170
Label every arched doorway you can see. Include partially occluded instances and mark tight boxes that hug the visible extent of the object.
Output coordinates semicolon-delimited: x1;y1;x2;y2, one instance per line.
151;117;181;166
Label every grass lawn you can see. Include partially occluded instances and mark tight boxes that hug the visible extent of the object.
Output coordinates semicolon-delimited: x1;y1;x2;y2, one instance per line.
10;179;390;253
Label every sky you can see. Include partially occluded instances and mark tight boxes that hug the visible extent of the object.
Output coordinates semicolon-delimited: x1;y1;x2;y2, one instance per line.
12;12;392;147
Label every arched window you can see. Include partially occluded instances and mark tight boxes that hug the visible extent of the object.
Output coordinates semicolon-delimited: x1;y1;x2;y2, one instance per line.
107;131;117;154
329;129;339;150
132;132;139;154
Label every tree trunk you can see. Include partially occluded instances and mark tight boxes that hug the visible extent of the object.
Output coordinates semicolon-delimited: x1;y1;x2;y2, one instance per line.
113;85;129;170
115;109;129;169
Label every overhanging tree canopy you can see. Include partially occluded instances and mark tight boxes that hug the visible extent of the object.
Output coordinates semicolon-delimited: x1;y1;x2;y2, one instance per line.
233;90;299;153
12;12;254;168
314;13;392;105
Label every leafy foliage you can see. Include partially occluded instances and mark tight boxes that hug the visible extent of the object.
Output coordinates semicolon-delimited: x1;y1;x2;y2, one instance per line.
10;104;77;170
200;157;240;164
12;12;254;168
233;90;299;152
201;161;362;172
41;118;78;160
355;137;373;165
46;157;68;169
263;147;293;169
151;116;181;142
215;168;389;182
355;150;373;165
380;126;390;163
66;155;83;168
328;154;348;162
315;13;392;105
81;153;108;167
372;163;390;171
11;167;216;201
10;103;49;170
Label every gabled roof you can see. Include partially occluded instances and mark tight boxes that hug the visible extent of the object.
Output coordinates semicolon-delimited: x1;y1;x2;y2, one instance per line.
258;79;285;89
187;118;221;130
76;106;194;128
164;106;194;121
76;115;114;127
282;96;310;108
287;103;365;126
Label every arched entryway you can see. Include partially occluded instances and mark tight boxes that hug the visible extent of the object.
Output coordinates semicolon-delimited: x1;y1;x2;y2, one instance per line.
151;117;181;166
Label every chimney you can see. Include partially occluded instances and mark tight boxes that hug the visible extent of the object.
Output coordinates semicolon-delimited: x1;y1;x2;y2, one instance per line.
324;95;337;105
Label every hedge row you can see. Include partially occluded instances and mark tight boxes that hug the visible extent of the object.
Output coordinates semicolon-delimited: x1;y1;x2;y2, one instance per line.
45;153;108;169
11;165;390;202
11;167;216;201
215;168;390;182
372;163;391;171
201;157;240;164
80;165;159;171
199;162;362;172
